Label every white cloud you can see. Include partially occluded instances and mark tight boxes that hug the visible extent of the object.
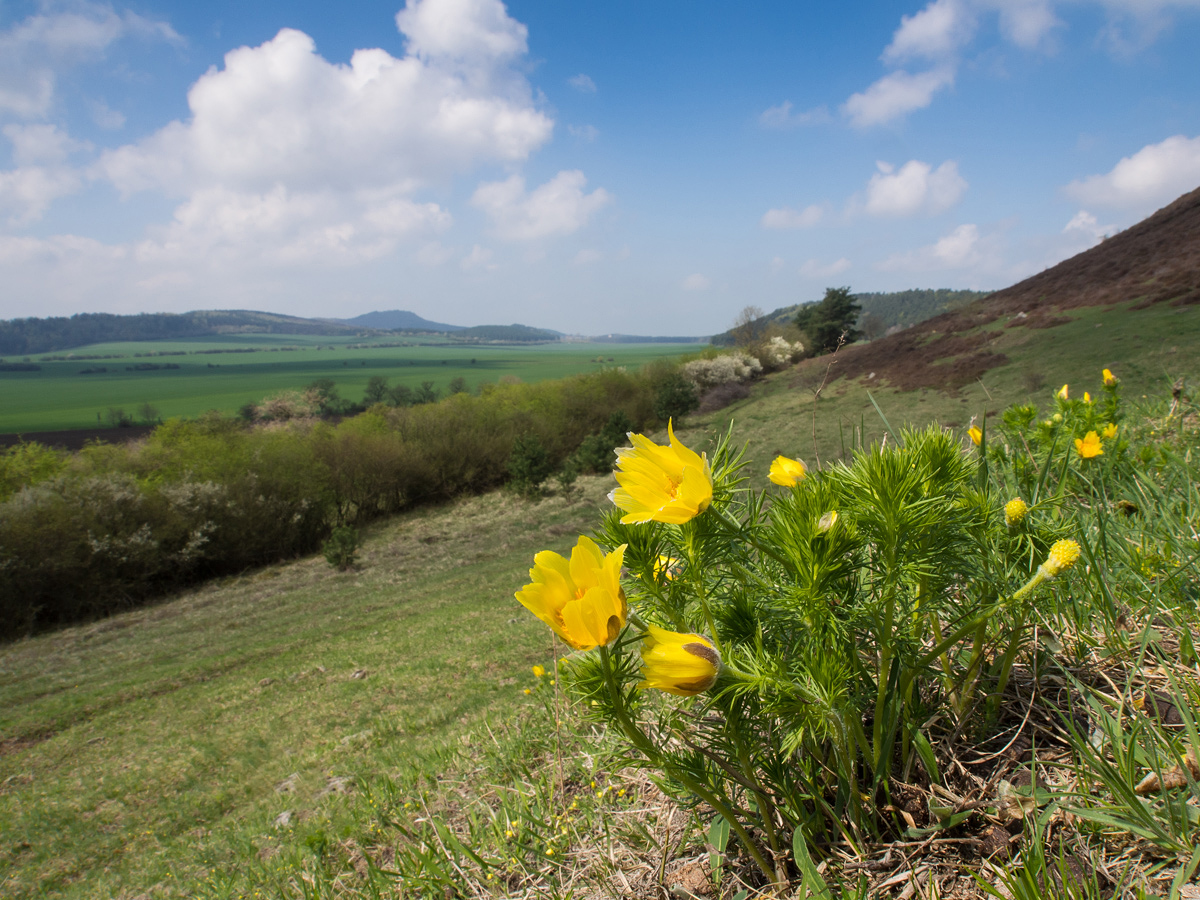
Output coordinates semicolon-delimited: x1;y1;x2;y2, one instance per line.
682;273;710;291
883;0;976;64
758;101;832;129
0;124;90;224
568;124;599;142
842;67;955;128
799;257;851;278
461;243;495;269
568;73;596;93
1063;135;1200;210
865;159;967;216
5;124;90;165
991;0;1061;49
0;2;178;118
395;0;528;63
90;98;126;130
761;204;824;229
471;170;610;241
878;223;994;271
1063;210;1115;242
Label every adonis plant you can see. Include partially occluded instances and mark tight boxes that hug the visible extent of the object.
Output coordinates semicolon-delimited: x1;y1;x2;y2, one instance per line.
514;370;1162;889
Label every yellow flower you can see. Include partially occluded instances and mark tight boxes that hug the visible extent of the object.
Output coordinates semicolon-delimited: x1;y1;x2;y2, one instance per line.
639;625;721;696
532;665;546;678
1083;391;1092;404
1074;431;1103;459
816;510;838;534
1004;498;1028;526
515;536;628;650
1056;384;1069;400
652;555;679;581
1041;539;1081;578
610;420;712;524
769;456;807;486
1102;422;1118;440
967;426;982;446
1102;368;1118;387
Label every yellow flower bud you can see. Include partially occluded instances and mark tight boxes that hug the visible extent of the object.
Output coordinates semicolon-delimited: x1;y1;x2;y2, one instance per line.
1056;384;1069;400
639;625;721;696
1041;539;1081;578
816;510;838;534
1102;368;1118;387
769;455;807;486
967;426;982;446
1004;498;1028;526
1083;391;1092;404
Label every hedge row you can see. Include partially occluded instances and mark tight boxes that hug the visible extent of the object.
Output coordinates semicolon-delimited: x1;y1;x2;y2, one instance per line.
0;367;663;638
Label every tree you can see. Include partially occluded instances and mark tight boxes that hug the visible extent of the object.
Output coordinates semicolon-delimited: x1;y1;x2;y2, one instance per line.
730;305;766;348
363;375;389;405
794;286;863;355
653;371;699;423
448;376;468;395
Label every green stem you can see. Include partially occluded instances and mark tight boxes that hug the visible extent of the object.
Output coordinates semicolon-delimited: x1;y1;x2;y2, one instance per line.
597;646;777;885
709;504;793;571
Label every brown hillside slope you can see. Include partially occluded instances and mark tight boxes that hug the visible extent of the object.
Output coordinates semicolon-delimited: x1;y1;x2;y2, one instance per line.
826;183;1200;390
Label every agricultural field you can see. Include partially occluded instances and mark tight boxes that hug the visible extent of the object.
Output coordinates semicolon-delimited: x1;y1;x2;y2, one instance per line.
0;335;699;434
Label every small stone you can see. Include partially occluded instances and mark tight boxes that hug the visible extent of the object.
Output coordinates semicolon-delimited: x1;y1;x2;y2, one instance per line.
258;678;274;687
273;810;293;828
350;669;368;680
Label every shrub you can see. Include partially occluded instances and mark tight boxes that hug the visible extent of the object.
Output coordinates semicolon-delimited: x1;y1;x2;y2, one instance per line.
323;526;360;570
653;371;700;423
507;433;554;499
681;352;762;393
697;381;750;412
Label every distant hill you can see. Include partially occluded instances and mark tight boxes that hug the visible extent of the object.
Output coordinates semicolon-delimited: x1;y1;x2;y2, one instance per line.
590;334;709;343
0;310;361;356
332;310;464;331
450;324;561;343
710;288;992;346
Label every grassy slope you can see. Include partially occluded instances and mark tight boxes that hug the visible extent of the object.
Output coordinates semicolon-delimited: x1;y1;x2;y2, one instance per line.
1;297;1197;897
0;339;695;433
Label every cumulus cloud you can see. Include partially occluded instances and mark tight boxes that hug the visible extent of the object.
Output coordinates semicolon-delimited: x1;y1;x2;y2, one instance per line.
395;0;528;63
682;273;710;291
877;223;995;271
758;101;832;129
992;0;1062;49
843;67;955;128
883;0;976;63
1063;135;1200;210
471;170;610;241
761;204;824;229
799;258;851;278
0;124;91;224
0;1;178;118
568;73;597;92
865;159;967;216
1063;210;1115;242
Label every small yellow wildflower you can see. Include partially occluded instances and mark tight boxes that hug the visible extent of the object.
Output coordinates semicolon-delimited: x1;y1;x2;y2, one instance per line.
1103;368;1118;387
1102;422;1118;440
1074;431;1103;459
639;625;721;696
1042;539;1081;577
515;536;628;650
769;456;807;486
523;688;532;695
967;426;982;446
1004;498;1029;526
532;665;545;678
610;420;713;524
1056;384;1069;400
1083;391;1092;404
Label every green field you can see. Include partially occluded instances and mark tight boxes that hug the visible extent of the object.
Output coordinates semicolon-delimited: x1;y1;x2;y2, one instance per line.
0;335;700;433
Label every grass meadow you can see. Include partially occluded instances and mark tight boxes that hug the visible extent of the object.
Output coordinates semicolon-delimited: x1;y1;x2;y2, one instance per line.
2;297;1199;898
0;336;698;433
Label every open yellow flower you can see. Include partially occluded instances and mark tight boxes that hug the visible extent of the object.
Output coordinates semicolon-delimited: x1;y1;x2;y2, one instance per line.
1102;422;1118;440
1075;431;1103;459
1004;497;1029;526
610;421;712;524
967;426;982;446
769;456;807;486
1056;384;1069;400
639;625;721;696
515;536;628;650
1102;368;1118;387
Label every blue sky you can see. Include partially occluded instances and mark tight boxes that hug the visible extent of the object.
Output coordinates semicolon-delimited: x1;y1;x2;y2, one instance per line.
2;0;1199;335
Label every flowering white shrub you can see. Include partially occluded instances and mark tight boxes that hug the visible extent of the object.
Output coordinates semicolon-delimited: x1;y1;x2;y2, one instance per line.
759;336;804;369
682;352;763;392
